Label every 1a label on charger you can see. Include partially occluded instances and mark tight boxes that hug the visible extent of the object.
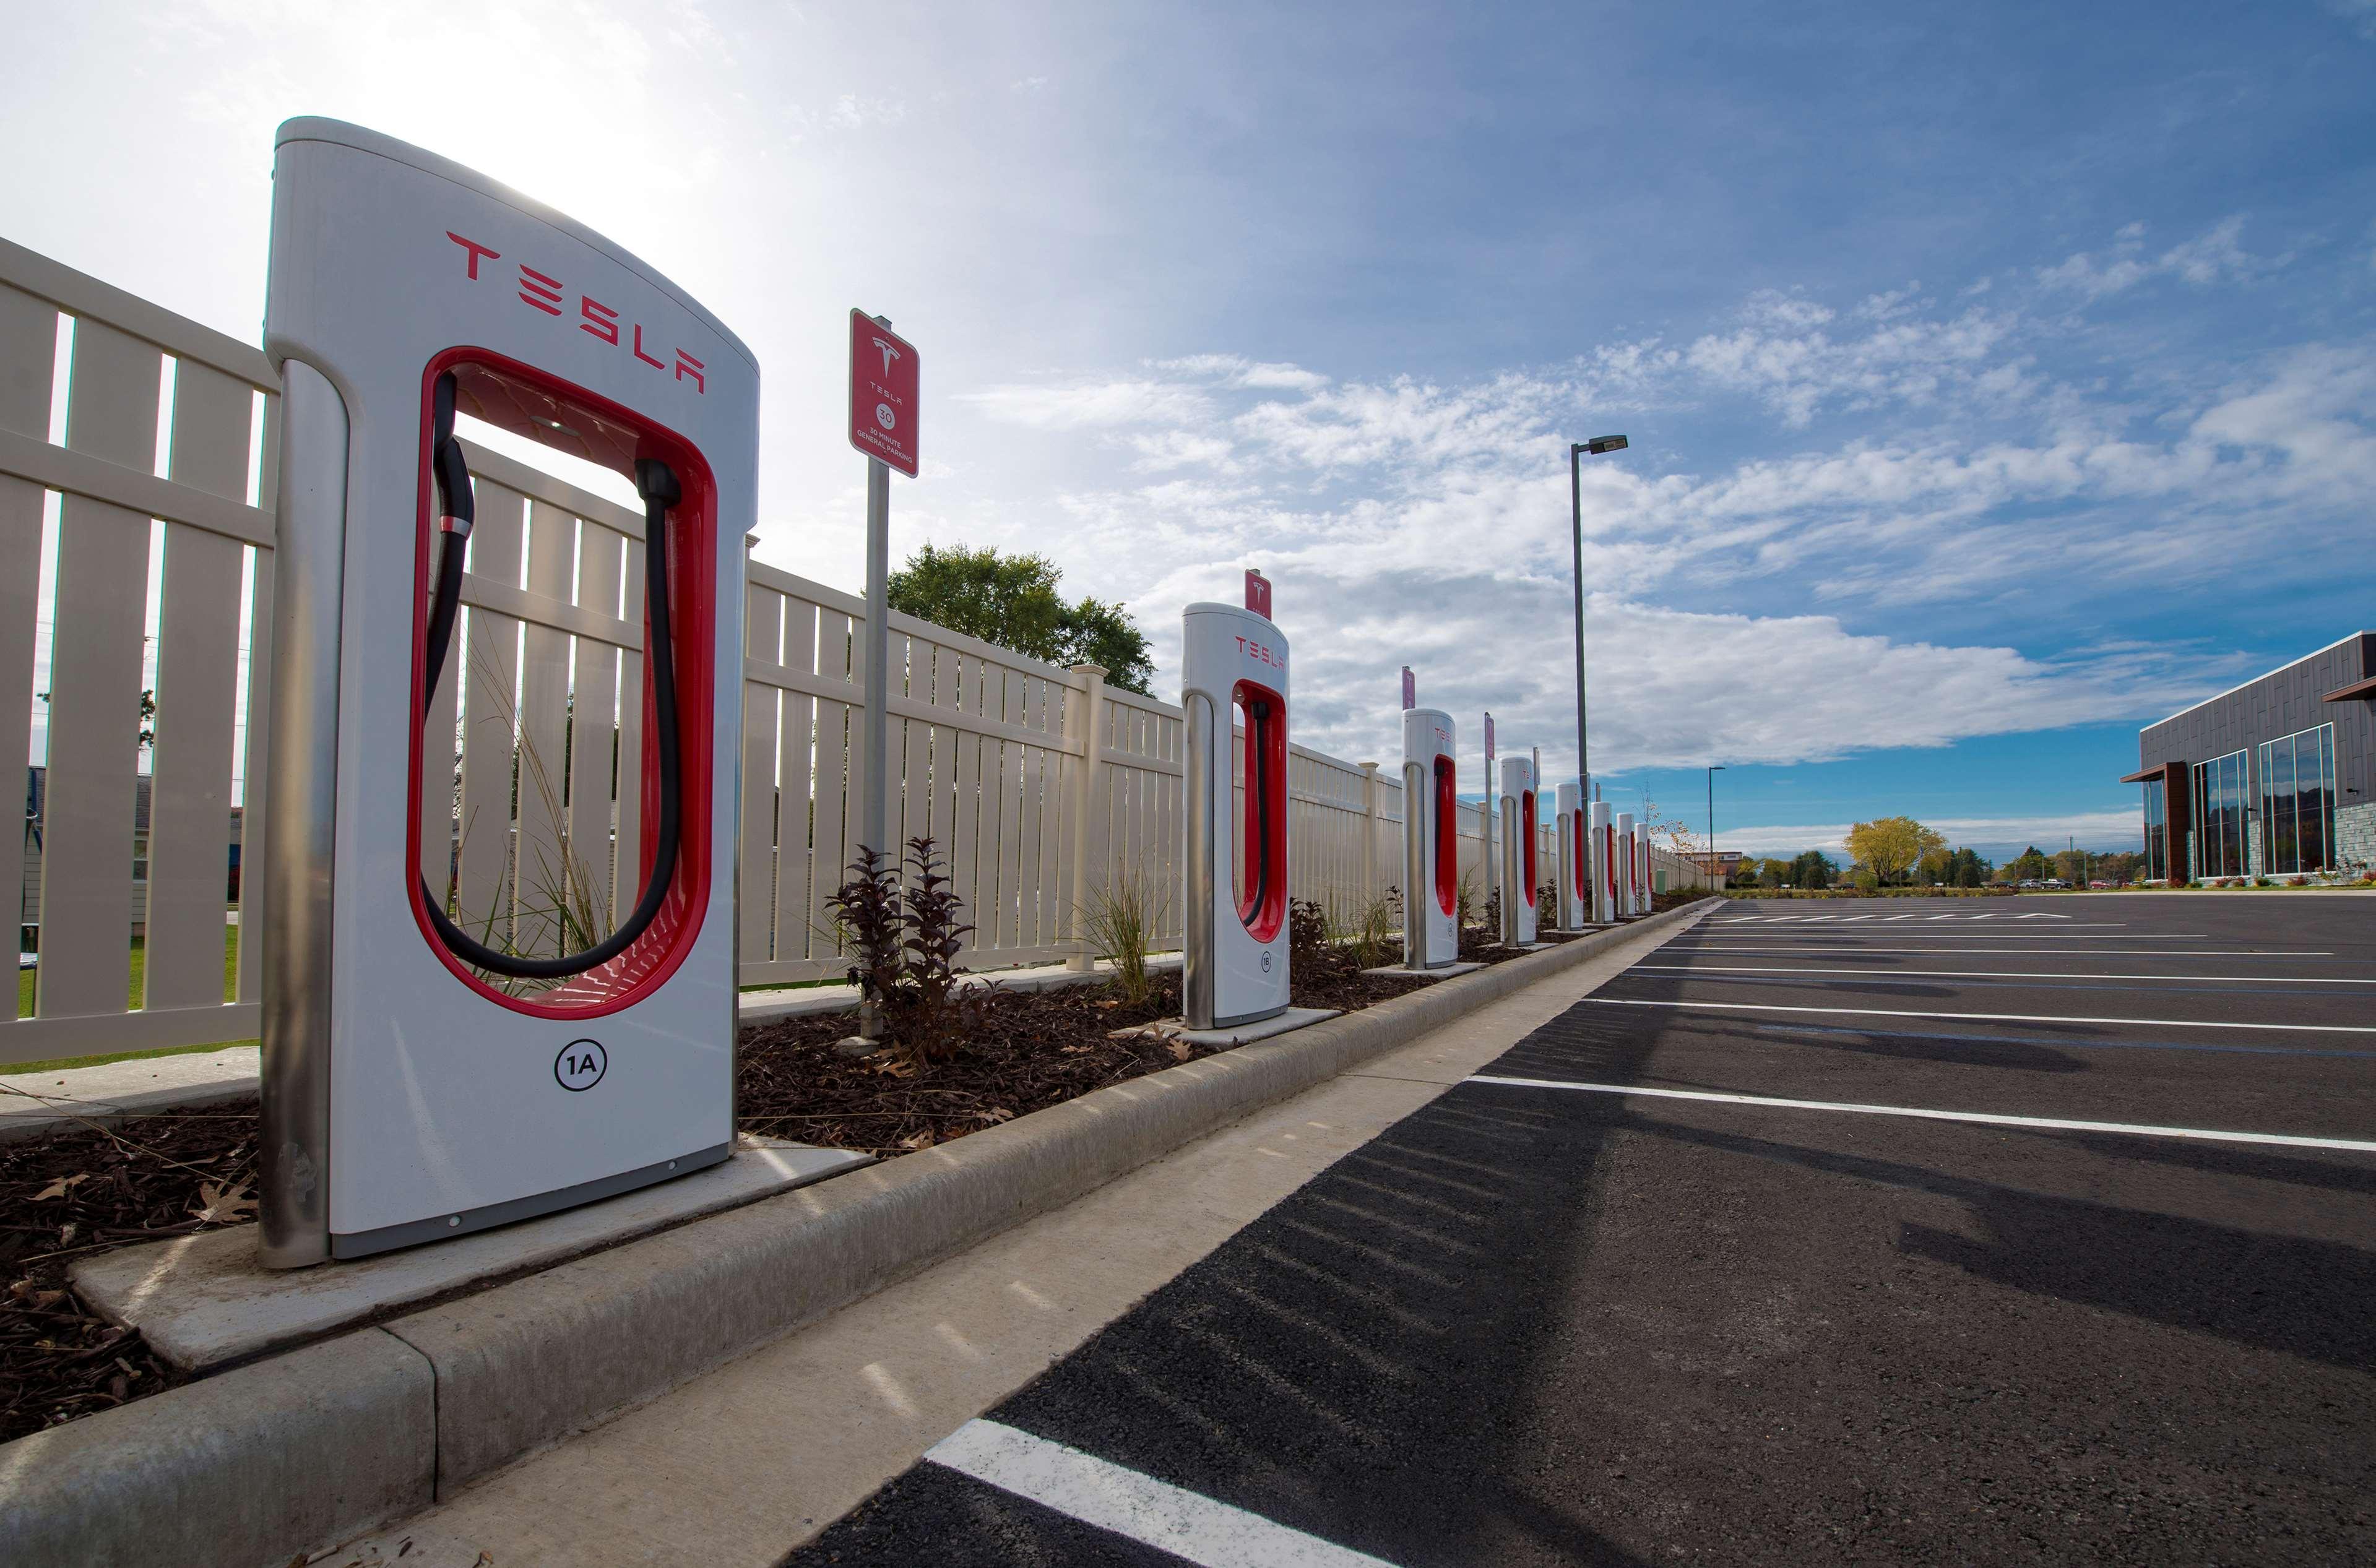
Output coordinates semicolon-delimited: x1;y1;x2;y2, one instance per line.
556;1040;608;1092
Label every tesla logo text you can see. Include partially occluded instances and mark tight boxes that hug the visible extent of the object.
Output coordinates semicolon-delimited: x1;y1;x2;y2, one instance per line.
447;231;706;394
1234;635;1284;671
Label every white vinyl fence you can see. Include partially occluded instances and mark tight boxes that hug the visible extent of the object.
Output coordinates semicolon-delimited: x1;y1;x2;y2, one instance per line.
2;236;1709;1067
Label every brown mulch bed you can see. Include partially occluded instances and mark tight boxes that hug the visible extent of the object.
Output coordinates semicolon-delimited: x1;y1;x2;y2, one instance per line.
0;928;1557;1444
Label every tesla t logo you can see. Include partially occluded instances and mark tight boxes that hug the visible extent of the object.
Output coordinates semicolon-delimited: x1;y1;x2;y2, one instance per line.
446;231;706;394
872;337;901;374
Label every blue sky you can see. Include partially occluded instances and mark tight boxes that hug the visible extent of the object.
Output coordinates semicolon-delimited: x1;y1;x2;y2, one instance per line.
7;0;2373;860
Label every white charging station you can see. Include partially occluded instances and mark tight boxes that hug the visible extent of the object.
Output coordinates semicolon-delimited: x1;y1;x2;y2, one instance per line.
1589;799;1614;926
1635;822;1654;914
1401;709;1459;969
1554;779;1585;931
1182;601;1290;1028
1498;754;1538;946
1614;811;1638;918
256;120;754;1267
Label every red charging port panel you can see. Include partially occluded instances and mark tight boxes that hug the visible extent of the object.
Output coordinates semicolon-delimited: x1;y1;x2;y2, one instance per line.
1432;757;1458;916
404;347;719;1019
1234;680;1288;944
1572;810;1586;897
1521;791;1537;904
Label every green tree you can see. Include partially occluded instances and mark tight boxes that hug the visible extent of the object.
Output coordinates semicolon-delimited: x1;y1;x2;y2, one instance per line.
1791;849;1834;889
1915;846;1955;885
2008;845;2052;881
1846;816;1945;885
886;543;1156;696
1951;847;1987;888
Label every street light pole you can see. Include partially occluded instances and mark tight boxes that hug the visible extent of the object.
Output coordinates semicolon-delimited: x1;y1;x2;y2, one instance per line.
1707;764;1726;885
1570;435;1628;801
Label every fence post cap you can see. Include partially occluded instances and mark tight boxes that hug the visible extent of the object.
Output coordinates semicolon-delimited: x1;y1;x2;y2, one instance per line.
1067;663;1108;678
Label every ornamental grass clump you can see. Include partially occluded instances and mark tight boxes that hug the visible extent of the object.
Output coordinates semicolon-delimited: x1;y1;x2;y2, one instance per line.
1079;864;1171;1007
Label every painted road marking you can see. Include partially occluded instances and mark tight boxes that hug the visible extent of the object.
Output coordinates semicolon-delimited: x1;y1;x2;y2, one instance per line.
1631;963;2376;985
1465;1077;2376;1153
925;1418;1400;1568
1722;915;2102;924
1576;997;2376;1035
1756;1021;2376;1061
1656;946;2331;957
1694;931;2208;939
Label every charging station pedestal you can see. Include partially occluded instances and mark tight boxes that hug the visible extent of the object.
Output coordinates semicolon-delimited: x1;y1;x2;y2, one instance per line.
1589;800;1614;926
1554;779;1585;931
1635;823;1654;913
1401;709;1459;968
1614;812;1638;918
1498;755;1538;946
1182;602;1290;1029
256;120;755;1267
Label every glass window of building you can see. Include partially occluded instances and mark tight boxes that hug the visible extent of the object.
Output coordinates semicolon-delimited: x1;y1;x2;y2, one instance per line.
2191;748;2249;879
2257;723;2336;875
2141;778;2166;881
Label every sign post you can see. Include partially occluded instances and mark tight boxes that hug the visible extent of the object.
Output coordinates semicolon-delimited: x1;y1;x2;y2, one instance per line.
849;310;918;1036
1482;712;1496;931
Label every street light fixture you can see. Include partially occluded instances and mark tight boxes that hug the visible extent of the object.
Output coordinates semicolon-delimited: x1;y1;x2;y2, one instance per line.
1707;765;1726;885
1569;434;1631;803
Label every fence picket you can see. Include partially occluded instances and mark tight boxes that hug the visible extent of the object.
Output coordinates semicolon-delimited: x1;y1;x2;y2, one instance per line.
770;598;818;969
454;481;524;949
740;577;782;966
142;360;248;1009
564;523;623;922
35;319;158;1018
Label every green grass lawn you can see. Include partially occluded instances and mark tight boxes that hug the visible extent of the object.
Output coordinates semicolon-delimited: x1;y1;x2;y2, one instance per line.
9;928;253;1075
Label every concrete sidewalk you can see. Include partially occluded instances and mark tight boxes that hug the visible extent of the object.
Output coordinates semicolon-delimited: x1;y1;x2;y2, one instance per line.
336;914;1704;1567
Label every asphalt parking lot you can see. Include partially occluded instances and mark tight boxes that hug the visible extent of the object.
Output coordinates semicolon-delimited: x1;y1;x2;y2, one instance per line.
788;895;2376;1566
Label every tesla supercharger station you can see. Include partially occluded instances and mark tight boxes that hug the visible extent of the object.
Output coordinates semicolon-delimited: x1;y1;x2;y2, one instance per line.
1636;824;1654;914
1400;708;1459;968
256;120;754;1267
1554;779;1585;931
1614;812;1639;918
1590;799;1615;926
1498;755;1539;946
1182;601;1290;1029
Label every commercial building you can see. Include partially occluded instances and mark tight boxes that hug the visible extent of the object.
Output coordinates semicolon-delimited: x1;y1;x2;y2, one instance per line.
2124;632;2375;881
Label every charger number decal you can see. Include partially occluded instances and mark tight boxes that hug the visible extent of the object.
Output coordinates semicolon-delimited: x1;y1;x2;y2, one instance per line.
555;1039;608;1092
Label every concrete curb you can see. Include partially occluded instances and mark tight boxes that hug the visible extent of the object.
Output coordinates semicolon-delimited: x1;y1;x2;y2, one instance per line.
0;902;1710;1566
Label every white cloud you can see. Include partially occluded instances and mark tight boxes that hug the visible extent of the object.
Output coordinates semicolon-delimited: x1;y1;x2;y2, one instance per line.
2036;217;2287;299
2321;0;2376;40
1719;810;2145;859
957;378;1214;429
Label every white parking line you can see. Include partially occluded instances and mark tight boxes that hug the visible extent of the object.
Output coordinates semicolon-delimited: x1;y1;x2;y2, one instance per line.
1578;997;2376;1035
1724;916;2115;925
1629;964;2376;985
1464;1077;2376;1153
1657;946;2331;957
1695;932;2208;939
925;1418;1399;1567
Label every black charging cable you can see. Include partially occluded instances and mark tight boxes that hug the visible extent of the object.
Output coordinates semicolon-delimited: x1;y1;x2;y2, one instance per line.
421;371;684;980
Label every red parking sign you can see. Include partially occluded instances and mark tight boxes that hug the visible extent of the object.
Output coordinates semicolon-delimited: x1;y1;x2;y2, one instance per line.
849;310;919;476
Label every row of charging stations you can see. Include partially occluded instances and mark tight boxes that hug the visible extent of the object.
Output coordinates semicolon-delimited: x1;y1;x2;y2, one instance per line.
251;118;1659;1266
